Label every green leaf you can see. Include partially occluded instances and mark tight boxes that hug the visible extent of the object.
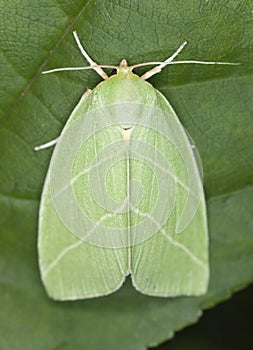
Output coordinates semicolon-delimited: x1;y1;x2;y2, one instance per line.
0;1;252;349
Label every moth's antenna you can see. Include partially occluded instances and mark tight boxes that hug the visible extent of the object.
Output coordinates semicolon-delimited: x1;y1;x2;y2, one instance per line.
134;41;239;81
42;65;117;75
72;31;108;80
140;40;188;80
42;31;112;80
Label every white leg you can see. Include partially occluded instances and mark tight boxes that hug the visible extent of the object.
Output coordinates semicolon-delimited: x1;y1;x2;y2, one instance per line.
73;31;108;80
83;88;92;97
141;41;188;80
42;32;110;79
140;41;239;81
34;137;59;151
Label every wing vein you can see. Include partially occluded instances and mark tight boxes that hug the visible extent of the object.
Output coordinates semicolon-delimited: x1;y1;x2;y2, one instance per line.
130;203;207;271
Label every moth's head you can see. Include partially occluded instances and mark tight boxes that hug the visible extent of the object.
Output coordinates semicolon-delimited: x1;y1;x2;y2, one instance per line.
117;59;133;76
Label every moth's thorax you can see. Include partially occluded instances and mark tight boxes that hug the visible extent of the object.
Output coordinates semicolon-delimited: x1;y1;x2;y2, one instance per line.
117;60;133;77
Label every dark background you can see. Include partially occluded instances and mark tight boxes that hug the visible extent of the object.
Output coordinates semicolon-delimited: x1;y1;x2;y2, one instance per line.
154;284;253;350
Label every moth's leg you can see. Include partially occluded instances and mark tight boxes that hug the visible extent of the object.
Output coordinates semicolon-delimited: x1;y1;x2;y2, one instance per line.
141;41;188;80
140;42;239;80
34;138;59;151
83;88;92;97
73;31;108;80
43;34;111;78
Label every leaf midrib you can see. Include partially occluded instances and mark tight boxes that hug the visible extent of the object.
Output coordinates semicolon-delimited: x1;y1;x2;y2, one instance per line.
0;0;93;129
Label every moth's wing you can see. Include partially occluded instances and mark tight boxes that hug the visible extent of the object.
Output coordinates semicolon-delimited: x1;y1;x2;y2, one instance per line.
39;180;128;300
38;94;129;300
129;102;209;296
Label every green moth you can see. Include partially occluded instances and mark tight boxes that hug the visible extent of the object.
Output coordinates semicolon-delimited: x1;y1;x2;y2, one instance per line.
36;32;237;300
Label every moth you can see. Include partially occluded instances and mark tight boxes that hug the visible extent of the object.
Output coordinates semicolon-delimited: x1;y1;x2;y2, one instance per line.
35;32;237;300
